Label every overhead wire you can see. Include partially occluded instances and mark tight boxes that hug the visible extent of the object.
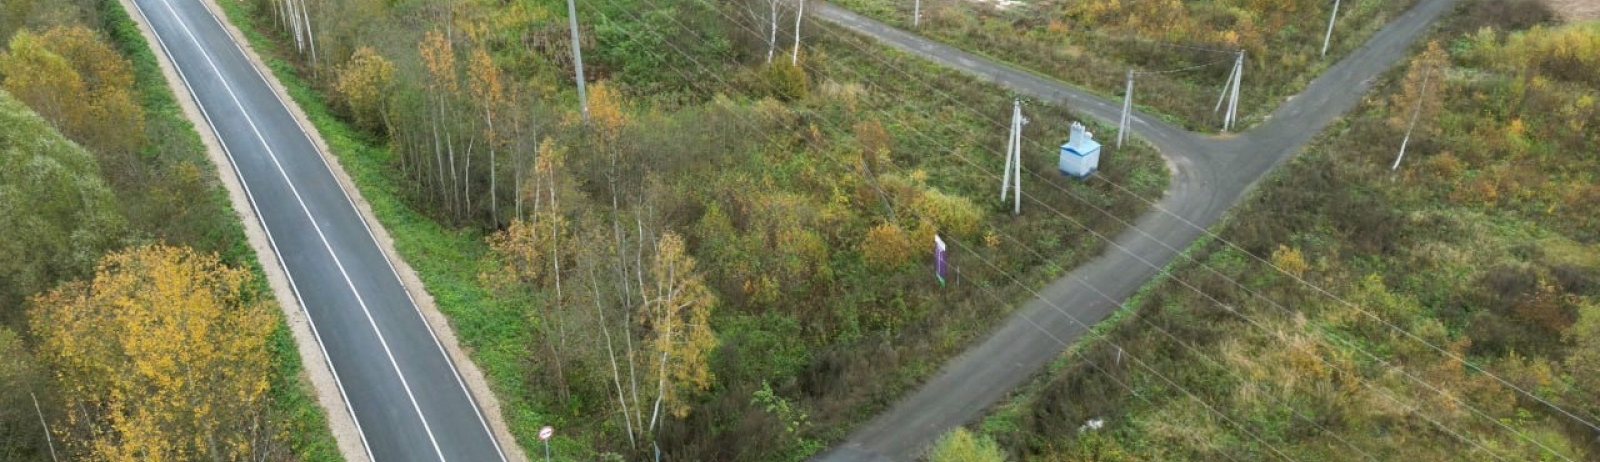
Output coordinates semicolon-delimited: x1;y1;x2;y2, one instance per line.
774;5;1599;456
567;1;1486;460
567;1;1333;459
800;2;1600;438
553;0;1586;458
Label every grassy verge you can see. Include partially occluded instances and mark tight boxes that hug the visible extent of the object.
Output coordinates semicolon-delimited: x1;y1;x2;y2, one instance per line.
209;0;567;453
99;0;343;460
207;0;1171;459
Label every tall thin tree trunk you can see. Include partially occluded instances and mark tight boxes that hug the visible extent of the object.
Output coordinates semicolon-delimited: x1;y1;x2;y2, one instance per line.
301;0;317;73
433;100;447;211
590;269;637;448
766;0;778;65
464;137;475;220
792;0;803;65
488;108;497;225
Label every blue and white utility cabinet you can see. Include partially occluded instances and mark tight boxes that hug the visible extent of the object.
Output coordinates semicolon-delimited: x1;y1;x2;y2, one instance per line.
1059;122;1101;179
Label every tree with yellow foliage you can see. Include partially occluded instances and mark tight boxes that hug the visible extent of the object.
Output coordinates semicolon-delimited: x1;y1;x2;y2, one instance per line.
420;30;460;216
469;47;507;223
29;245;279;462
862;221;914;270
641;232;717;428
0;26;144;155
1389;40;1448;138
333;46;395;135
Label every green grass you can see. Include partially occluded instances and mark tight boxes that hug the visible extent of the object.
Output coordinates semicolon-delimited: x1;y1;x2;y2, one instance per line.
97;0;344;460
208;0;574;454
204;0;1173;459
829;0;1423;130
963;8;1598;461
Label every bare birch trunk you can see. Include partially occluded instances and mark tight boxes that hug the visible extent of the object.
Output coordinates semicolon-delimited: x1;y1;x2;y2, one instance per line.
589;270;637;448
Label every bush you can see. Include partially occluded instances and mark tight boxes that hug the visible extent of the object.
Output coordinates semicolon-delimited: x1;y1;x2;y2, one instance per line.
760;60;809;102
862;222;915;270
928;428;1007;462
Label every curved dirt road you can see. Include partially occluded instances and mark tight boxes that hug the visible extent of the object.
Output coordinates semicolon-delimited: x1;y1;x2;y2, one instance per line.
810;0;1461;460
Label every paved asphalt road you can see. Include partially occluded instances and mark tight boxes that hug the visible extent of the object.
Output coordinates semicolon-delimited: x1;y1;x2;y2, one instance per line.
811;0;1461;460
125;0;509;460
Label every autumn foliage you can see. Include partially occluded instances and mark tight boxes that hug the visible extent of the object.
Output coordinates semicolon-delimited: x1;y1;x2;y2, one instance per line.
0;26;144;155
30;245;278;462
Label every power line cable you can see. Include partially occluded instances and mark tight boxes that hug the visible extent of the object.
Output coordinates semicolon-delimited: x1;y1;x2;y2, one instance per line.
797;6;1600;434
570;2;1510;460
568;4;1331;460
557;1;1585;458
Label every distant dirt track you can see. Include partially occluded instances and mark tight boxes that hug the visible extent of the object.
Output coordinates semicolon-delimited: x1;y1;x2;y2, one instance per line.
1547;0;1600;20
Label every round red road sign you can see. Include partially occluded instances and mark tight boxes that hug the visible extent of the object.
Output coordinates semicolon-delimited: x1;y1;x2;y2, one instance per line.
539;426;554;441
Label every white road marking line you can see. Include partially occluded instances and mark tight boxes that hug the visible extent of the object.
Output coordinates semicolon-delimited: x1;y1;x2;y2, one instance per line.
143;0;449;460
188;1;513;459
119;3;378;461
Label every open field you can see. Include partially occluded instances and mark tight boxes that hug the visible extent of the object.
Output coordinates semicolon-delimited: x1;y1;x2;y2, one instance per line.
831;0;1430;130
969;3;1599;460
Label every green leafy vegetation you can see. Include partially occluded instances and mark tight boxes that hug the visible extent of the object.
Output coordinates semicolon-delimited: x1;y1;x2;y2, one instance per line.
214;0;1170;458
0;0;342;460
930;428;1008;462
831;0;1431;129
971;3;1599;461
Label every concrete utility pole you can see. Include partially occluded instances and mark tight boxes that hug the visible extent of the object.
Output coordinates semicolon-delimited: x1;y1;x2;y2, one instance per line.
1230;51;1243;130
1118;70;1134;148
1392;66;1432;171
1214;51;1244;131
1322;0;1341;57
566;0;589;122
913;0;921;27
999;99;1026;214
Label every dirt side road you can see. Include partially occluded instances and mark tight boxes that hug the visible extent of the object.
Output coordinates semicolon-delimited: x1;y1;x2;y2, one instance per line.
809;0;1462;460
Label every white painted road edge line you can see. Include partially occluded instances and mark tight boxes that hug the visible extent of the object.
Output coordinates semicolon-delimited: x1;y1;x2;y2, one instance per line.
189;3;514;459
145;0;451;460
117;2;377;461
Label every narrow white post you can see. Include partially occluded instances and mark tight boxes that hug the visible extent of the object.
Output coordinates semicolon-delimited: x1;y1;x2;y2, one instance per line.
1214;64;1235;115
1001;101;1015;202
1227;52;1243;130
792;0;804;65
1118;71;1133;148
913;0;921;27
1012;101;1024;215
1215;59;1239;131
1322;0;1341;58
1392;68;1432;171
566;0;589;121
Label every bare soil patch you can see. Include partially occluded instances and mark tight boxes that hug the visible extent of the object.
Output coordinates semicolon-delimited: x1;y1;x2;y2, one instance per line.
1547;0;1600;20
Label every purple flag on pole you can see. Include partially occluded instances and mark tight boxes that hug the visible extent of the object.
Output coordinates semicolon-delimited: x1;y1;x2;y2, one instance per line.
934;235;947;286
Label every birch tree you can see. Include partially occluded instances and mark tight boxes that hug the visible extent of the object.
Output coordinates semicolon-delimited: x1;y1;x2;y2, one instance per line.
640;232;717;431
469;47;506;224
741;0;784;65
420;30;460;215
